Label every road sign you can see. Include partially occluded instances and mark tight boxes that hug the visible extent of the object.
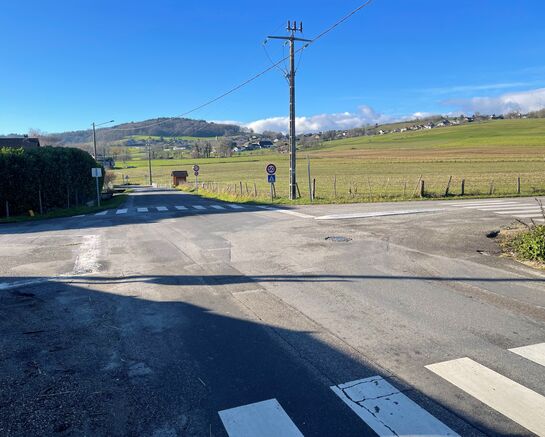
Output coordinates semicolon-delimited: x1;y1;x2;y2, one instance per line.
194;171;199;176
193;164;200;172
268;174;276;183
266;163;277;175
91;167;102;178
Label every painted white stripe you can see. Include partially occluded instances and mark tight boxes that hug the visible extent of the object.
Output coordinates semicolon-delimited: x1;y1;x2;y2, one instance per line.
331;376;458;436
137;207;148;213
257;205;275;209
156;206;168;211
474;204;535;210
462;204;520;209
316;209;442;221
426;357;545;436
95;210;108;216
175;205;187;210
444;201;518;206
210;204;226;210
277;209;314;218
192;205;206;210
510;342;545;368
228;204;245;209
218;399;303;437
116;208;128;214
495;208;544;215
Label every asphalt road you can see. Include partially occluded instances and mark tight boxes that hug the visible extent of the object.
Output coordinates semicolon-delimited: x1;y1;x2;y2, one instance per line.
1;188;544;436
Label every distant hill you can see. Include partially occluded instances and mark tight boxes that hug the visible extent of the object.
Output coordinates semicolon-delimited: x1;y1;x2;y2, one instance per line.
52;117;243;145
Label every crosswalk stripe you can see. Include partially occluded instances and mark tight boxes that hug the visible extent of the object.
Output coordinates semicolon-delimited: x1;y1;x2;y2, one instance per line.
95;210;108;216
461;203;519;209
219;399;303;437
426;357;545;436
137;207;148;213
331;376;458;436
175;205;187;210
116;209;127;214
210;204;226;210
156;206;168;211
228;204;245;209
509;342;545;368
192;205;206;210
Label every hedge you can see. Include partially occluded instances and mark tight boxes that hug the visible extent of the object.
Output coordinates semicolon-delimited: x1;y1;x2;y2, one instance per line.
0;146;103;216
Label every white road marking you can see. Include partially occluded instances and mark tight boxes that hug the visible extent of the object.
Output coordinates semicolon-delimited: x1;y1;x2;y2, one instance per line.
228;204;245;209
175;205;187;210
331;376;458;436
509;343;545;368
95;210;108;216
73;235;101;274
316;209;443;220
474;204;534;210
516;214;545;219
218;398;303;437
192;205;206;210
496;209;544;215
156;206;168;211
211;204;226;210
116;208;128;214
277;209;314;218
137;207;148;213
426;357;545;436
444;201;518;206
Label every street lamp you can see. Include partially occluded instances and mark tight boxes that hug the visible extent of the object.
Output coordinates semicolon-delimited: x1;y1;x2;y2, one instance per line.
92;119;115;159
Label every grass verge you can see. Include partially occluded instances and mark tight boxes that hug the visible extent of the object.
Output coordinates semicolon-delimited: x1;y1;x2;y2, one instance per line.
0;194;128;224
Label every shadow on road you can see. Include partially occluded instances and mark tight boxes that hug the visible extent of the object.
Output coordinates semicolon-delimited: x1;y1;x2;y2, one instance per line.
0;274;510;436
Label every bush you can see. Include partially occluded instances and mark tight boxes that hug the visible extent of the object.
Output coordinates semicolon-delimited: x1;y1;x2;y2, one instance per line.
0;146;103;216
512;225;545;261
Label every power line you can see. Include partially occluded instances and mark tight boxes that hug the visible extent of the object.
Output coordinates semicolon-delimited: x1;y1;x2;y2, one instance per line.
108;0;375;133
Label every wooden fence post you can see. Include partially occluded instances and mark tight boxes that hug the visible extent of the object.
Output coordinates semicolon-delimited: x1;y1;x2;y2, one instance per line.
312;178;316;200
444;176;452;196
254;182;257;197
420;179;425;197
517;176;521;194
461;179;465;196
489;180;494;195
403;181;407;198
333;175;337;198
240;181;243;195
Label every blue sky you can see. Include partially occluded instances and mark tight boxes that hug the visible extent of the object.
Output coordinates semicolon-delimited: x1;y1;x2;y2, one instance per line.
1;0;545;134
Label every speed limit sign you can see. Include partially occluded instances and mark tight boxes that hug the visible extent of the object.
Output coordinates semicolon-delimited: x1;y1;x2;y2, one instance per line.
266;163;276;175
193;164;200;172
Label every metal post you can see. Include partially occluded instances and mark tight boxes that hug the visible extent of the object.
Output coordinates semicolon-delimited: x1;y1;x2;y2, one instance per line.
307;155;312;202
96;175;101;206
92;122;97;159
148;142;153;186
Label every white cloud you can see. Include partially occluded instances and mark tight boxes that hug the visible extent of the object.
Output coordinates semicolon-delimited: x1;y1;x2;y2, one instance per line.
427;81;537;95
244;105;392;133
445;87;545;114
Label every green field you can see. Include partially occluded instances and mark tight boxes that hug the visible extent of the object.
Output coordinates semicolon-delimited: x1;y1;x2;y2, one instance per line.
112;118;545;203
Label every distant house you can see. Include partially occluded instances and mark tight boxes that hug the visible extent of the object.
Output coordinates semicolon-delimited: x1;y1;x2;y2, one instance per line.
0;137;40;149
98;157;115;169
171;170;188;186
258;140;273;148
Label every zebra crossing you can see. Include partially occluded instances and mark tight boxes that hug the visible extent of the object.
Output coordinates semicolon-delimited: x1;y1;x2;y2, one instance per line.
219;342;545;436
93;203;258;216
441;198;545;221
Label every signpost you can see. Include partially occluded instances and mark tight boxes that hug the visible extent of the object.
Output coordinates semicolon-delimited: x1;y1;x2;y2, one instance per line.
266;163;276;201
92;167;102;206
193;164;200;190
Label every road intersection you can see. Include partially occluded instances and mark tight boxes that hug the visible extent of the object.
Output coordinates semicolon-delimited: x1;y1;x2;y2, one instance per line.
1;188;544;436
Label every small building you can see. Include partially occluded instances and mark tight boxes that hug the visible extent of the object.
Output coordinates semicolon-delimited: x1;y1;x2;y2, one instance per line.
171;170;188;186
0;137;40;149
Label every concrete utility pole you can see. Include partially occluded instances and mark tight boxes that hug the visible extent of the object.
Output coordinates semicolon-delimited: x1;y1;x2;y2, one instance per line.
268;21;311;200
